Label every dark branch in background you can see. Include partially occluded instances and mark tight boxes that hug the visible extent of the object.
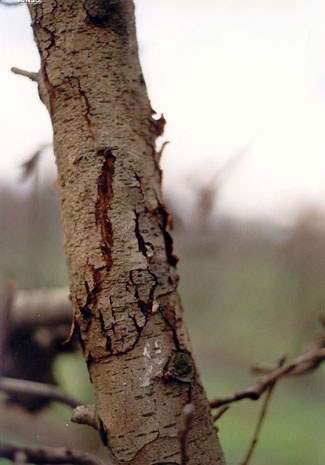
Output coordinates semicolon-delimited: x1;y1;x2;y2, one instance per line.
210;346;325;409
0;377;81;409
0;443;107;465
178;404;195;465
0;286;75;411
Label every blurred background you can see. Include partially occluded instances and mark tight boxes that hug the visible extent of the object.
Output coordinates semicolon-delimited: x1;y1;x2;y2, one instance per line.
0;1;325;464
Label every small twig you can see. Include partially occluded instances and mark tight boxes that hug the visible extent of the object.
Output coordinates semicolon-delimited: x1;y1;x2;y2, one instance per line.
212;405;230;423
210;347;325;409
71;404;99;431
12;65;49;107
240;356;285;465
0;443;107;465
179;403;195;465
240;386;274;465
156;140;170;162
11;67;39;83
250;363;276;375
0;377;81;409
250;353;287;376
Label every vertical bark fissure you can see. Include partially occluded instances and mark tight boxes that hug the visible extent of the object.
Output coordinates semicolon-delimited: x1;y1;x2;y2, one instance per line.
67;76;95;136
95;148;116;270
28;1;225;464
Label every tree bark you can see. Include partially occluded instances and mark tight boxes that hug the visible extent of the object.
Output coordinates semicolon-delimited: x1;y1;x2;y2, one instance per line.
28;2;225;464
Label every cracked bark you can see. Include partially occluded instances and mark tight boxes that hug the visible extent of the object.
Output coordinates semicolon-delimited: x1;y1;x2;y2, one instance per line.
27;1;225;464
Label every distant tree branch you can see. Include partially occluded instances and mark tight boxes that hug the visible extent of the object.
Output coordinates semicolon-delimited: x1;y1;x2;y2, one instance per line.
0;287;76;411
240;383;275;465
0;443;107;465
239;355;285;465
0;377;81;408
3;287;71;328
210;347;325;409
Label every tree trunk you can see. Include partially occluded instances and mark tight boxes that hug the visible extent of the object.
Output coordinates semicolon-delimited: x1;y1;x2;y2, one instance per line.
28;2;225;464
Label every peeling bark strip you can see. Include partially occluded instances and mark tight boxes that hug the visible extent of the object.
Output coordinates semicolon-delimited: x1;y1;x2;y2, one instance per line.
27;1;225;464
95;149;116;269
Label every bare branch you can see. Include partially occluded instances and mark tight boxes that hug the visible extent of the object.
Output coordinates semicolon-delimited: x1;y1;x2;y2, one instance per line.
71;404;99;431
0;443;107;465
241;385;274;465
11;67;39;83
178;403;195;465
0;377;81;408
210;347;325;409
212;405;230;423
240;356;285;465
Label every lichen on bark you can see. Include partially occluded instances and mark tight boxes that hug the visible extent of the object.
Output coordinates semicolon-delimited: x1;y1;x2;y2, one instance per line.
28;1;225;464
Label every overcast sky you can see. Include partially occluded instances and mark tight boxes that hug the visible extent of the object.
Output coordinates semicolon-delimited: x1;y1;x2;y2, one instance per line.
1;1;325;224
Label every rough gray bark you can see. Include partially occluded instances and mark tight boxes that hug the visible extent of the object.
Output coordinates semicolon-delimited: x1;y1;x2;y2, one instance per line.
28;1;225;464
